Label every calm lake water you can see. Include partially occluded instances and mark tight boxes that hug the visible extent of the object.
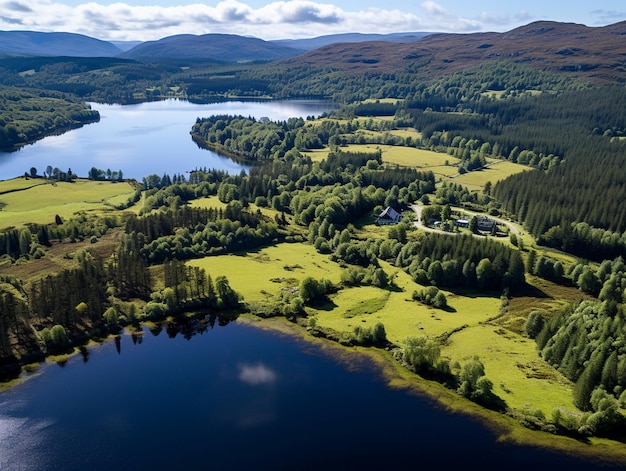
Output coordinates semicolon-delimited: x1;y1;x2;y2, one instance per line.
0;99;333;181
0;320;620;471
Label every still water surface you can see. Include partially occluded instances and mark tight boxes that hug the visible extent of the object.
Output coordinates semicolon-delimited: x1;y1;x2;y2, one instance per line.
0;99;333;181
0;320;619;471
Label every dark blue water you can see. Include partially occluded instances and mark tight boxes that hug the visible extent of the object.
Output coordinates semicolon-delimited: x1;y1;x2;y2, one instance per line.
0;99;333;181
0;319;619;471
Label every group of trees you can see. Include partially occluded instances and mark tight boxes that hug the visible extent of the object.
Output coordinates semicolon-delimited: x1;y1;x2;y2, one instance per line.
144;260;240;318
125;203;282;263
0;86;99;149
525;256;626;436
394;233;525;292
88;167;124;182
398;337;499;407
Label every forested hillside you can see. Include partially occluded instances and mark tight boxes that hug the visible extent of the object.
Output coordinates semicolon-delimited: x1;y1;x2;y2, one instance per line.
0;87;99;150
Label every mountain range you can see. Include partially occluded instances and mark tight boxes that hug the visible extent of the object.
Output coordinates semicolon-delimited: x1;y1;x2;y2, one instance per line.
1;21;626;83
280;21;626;84
0;29;431;61
0;30;122;57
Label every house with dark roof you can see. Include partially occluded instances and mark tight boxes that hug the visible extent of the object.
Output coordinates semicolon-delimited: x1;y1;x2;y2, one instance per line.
477;215;496;232
376;206;401;225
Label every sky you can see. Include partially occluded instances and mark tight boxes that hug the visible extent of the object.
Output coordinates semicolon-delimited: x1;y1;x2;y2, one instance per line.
0;0;625;42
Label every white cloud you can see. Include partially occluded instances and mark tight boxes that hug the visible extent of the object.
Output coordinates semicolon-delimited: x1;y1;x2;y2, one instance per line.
238;363;277;386
0;0;511;41
420;1;447;17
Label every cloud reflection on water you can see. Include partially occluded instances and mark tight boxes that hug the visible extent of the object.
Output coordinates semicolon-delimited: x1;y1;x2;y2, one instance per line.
237;363;277;386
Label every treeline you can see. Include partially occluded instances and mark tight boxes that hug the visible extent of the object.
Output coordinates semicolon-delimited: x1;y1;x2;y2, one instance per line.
488;87;626;239
0;213;121;261
538;222;626;263
191;114;307;162
244;60;581;103
0;239;239;366
0;56;182;104
88;167;124;182
143;260;241;319
525;256;626;436
394;233;526;292
125;203;282;263
0;86;99;149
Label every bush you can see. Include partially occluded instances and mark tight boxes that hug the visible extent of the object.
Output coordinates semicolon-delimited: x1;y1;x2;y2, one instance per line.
413;286;447;309
48;324;71;350
351;322;387;347
525;310;545;338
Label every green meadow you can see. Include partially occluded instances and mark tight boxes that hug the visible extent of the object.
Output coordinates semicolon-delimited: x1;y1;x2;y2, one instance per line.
188;242;579;421
452;159;532;190
0;177;136;227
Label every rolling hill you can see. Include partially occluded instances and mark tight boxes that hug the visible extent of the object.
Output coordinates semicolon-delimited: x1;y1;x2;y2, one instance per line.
279;21;626;84
120;34;303;63
272;32;433;51
0;30;122;57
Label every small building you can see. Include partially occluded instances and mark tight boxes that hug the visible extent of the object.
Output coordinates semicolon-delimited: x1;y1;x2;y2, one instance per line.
376;206;401;225
455;219;469;228
477;215;496;232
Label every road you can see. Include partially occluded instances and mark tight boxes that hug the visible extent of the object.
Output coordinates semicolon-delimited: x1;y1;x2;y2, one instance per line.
410;203;524;237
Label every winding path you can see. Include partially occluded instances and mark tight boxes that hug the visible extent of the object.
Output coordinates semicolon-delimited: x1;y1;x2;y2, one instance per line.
410;203;524;237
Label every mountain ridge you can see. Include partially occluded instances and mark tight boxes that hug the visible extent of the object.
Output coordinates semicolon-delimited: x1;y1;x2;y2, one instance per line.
277;20;626;83
0;30;122;57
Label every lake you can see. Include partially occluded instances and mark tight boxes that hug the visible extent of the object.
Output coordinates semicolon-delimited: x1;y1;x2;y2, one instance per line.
0;99;334;181
0;318;617;471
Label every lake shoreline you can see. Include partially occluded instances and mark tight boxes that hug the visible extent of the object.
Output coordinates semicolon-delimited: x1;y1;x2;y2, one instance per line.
236;313;626;468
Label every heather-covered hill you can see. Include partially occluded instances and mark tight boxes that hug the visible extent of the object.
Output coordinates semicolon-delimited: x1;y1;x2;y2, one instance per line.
281;21;626;84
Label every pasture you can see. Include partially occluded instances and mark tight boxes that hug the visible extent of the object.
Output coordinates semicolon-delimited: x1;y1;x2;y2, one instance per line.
190;242;575;419
0;178;136;228
451;159;532;190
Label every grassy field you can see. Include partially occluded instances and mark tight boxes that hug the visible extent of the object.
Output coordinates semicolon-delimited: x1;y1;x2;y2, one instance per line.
441;323;575;416
188;195;227;211
187;243;342;303
303;144;529;188
189;242;579;421
0;177;49;193
0;178;137;228
451;159;532;190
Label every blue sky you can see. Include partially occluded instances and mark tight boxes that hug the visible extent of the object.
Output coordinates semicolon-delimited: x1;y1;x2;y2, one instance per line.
0;0;624;41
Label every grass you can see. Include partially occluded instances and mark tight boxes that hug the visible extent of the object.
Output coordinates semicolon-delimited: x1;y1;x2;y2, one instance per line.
312;261;502;345
187;243;342;303
0;177;49;193
194;241;584;425
451;159;532;189
441;324;575;417
301;148;331;162
188;195;227;211
0;178;137;228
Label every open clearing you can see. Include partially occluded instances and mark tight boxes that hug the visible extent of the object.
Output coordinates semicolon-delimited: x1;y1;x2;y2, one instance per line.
189;242;576;418
451;159;532;190
0;178;136;227
303;143;530;190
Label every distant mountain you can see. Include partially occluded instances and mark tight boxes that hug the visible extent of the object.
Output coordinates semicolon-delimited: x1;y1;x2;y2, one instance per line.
0;30;122;57
272;32;433;51
279;21;626;84
120;34;302;63
110;40;143;52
